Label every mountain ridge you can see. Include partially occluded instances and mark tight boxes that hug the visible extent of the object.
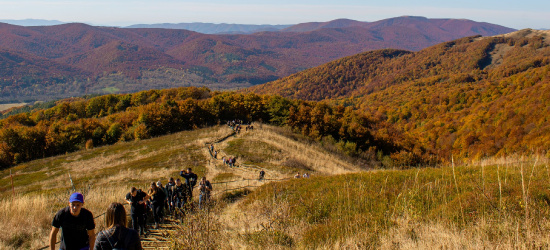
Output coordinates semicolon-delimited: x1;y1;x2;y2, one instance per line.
126;22;292;34
247;29;550;160
0;17;515;101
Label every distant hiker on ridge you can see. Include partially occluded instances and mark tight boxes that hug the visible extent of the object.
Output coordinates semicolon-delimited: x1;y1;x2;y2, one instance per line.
50;192;96;250
259;170;265;181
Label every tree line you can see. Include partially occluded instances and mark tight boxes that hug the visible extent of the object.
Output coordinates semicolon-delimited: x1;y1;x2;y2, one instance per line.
0;87;434;169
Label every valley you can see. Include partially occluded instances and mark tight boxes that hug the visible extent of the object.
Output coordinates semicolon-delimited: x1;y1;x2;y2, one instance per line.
0;13;549;249
0;16;514;102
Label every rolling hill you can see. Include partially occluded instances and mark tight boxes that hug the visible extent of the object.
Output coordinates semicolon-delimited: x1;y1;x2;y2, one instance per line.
1;123;548;249
0;17;514;101
248;29;550;161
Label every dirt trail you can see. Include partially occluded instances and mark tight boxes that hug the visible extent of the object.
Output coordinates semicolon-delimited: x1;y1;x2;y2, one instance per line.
146;124;362;248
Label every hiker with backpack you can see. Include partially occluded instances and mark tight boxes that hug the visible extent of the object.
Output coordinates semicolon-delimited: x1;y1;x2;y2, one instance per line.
50;192;96;250
180;168;198;202
125;187;148;235
198;177;212;209
165;177;176;214
148;182;165;229
94;202;142;250
173;178;189;210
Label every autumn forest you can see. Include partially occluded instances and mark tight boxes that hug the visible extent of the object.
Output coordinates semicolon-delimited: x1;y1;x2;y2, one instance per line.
250;29;550;162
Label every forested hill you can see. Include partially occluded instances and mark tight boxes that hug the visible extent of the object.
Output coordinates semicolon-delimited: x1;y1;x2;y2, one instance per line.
248;29;550;160
0;87;436;169
0;16;513;102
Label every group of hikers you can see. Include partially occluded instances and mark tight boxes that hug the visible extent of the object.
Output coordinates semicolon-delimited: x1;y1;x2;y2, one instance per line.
295;172;310;178
47;121;313;250
48;167;212;250
209;143;238;168
227;119;254;134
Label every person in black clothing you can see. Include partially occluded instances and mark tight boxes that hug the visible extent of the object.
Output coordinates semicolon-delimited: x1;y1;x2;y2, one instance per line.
165;177;176;214
173;178;189;209
50;192;96;250
180;168;198;201
125;187;148;235
259;170;265;181
156;181;167;219
94;202;142;250
148;182;165;229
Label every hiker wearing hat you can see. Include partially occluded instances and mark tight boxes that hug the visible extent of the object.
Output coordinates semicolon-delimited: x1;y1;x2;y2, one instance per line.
49;192;96;250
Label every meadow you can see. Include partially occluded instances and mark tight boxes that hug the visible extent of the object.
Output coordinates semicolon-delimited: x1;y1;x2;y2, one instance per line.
231;156;550;249
1;124;548;249
0;103;27;112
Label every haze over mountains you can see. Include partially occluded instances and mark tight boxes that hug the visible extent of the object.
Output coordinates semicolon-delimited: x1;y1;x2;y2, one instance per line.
0;19;65;26
126;22;292;34
0;16;514;101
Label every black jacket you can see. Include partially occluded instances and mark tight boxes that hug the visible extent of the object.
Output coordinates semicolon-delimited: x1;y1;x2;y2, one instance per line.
94;226;142;250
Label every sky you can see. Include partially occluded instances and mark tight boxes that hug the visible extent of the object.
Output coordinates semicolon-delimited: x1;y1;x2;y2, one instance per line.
0;0;549;29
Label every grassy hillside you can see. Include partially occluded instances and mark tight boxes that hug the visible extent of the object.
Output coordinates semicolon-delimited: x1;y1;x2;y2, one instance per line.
249;29;550;162
0;124;550;249
1;122;548;249
0;123;363;249
229;156;550;248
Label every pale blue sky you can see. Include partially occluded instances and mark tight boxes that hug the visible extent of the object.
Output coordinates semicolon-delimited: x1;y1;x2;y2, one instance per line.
0;0;548;29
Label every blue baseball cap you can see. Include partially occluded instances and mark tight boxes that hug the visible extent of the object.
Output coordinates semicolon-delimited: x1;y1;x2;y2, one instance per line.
69;192;84;203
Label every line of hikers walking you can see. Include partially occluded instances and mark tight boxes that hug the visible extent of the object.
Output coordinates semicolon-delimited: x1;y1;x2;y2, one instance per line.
49;167;212;250
128;168;212;233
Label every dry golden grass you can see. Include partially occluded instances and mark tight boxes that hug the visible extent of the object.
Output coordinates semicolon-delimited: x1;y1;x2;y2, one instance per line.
2;123;548;249
227;124;360;175
0;195;56;249
0;103;27;112
0;124;358;249
0;126;233;249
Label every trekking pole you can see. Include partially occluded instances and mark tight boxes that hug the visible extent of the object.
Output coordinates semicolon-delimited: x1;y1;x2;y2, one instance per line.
68;172;76;192
10;170;15;201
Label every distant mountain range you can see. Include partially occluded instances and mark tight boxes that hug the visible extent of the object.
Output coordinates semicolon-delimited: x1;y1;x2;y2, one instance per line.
0;19;65;26
125;22;292;34
0;16;515;101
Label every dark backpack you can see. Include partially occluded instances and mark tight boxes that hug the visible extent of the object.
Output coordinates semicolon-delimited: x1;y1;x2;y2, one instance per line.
101;228;133;250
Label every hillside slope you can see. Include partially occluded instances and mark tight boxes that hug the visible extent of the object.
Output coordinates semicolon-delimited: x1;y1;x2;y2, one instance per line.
2;127;547;249
249;29;550;161
0;124;361;249
0;17;514;101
